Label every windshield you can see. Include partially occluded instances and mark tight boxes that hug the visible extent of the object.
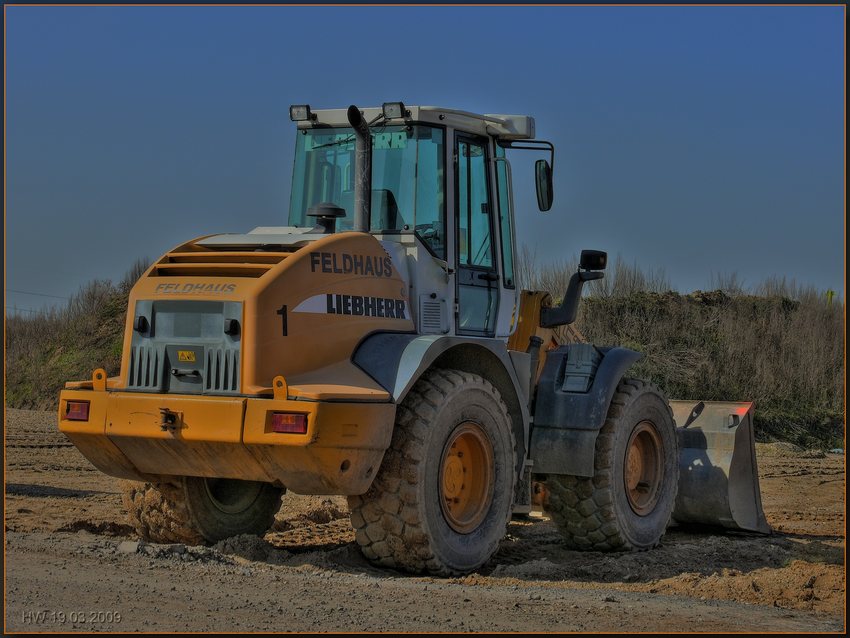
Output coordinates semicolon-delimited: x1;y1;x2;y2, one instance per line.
288;124;446;258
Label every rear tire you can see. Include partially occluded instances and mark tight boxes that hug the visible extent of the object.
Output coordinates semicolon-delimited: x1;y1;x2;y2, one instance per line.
545;378;678;550
121;477;283;544
348;368;516;575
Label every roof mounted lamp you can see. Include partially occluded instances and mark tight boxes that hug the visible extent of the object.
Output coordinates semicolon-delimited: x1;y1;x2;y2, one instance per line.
289;104;316;122
382;101;408;119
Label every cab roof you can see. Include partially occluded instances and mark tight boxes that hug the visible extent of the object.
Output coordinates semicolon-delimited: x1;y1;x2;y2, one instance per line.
297;105;535;140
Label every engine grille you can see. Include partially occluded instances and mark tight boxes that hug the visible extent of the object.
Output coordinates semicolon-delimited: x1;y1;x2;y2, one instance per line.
149;250;293;279
127;344;164;390
205;347;240;393
125;300;243;395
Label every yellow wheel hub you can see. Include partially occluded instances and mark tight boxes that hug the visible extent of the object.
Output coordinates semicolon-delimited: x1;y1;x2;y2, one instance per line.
624;420;663;516
439;421;494;534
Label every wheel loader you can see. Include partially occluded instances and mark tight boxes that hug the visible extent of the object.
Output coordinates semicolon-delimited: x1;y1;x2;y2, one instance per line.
58;102;769;575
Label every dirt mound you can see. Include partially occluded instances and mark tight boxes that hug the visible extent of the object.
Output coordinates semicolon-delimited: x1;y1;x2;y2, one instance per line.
650;560;844;613
266;518;354;553
214;534;291;564
272;497;348;531
114;537;269;567
56;520;134;536
757;441;804;457
756;442;826;459
491;558;562;580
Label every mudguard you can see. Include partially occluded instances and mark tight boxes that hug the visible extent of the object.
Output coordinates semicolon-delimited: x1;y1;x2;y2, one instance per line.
353;333;531;474
530;345;643;476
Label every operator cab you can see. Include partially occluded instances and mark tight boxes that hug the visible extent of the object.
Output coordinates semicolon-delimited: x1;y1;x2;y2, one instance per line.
288;102;554;341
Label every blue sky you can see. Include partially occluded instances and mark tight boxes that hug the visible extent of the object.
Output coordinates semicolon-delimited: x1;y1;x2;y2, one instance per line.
5;5;845;313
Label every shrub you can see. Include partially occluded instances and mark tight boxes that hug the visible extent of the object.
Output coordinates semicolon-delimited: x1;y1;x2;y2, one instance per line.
521;250;844;448
5;260;149;411
4;254;844;448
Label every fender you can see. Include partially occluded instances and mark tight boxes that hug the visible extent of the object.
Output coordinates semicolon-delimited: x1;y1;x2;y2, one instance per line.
353;333;531;474
530;345;643;477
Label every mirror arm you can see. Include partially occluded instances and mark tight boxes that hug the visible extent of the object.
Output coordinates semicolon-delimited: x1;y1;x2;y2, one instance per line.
497;139;555;173
539;270;604;328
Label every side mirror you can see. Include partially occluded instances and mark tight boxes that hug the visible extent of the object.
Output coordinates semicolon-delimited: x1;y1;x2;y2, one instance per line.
580;249;607;271
535;159;553;212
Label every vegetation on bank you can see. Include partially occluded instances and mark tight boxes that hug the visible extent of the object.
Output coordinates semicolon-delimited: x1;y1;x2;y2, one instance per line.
5;254;844;448
519;250;844;449
5;260;148;412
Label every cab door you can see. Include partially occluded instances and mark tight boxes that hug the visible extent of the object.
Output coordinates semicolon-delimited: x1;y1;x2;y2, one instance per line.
455;134;499;336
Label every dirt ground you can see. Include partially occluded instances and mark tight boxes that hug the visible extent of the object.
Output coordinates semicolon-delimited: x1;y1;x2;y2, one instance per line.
4;408;845;633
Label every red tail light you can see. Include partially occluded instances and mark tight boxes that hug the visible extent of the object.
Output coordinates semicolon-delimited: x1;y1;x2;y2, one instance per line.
270;412;308;434
65;401;90;421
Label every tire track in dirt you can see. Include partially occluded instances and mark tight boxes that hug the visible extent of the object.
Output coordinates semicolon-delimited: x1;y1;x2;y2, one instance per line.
4;408;845;631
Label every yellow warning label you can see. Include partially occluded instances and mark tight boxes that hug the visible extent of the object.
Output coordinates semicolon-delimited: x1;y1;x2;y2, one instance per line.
178;350;196;362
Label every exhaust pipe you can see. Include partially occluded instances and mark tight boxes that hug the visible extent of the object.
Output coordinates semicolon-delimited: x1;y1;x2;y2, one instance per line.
347;105;371;233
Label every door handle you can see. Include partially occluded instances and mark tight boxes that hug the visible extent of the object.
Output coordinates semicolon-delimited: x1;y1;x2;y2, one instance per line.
171;368;200;378
477;272;500;282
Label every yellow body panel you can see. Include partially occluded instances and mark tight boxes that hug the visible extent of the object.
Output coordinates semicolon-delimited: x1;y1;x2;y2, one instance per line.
59;386;396;494
507;290;560;381
59;232;412;494
59;388;151;482
285;360;391;401
106;393;246;442
118;231;414;397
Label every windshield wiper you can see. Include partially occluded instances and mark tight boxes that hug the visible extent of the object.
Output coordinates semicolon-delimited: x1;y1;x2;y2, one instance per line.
309;114;391;150
311;135;356;150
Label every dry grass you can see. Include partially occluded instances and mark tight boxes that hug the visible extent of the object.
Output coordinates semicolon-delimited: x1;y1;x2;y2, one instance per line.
520;250;844;448
4;254;844;447
5;259;149;410
517;245;671;298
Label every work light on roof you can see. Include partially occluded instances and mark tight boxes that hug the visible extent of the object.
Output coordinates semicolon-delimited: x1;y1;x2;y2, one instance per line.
289;104;315;122
382;102;407;119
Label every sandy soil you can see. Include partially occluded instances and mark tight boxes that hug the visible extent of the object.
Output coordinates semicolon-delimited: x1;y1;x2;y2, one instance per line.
4;408;845;632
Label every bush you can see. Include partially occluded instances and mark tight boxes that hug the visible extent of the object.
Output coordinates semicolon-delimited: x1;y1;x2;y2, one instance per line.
5;259;149;411
519;250;844;449
4;253;844;448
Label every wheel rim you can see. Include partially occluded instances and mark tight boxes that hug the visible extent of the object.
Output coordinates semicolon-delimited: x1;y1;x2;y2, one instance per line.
203;478;263;515
438;421;495;534
623;420;664;516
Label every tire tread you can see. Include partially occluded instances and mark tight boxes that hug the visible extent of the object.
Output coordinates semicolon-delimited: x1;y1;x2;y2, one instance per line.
545;378;677;551
348;368;515;575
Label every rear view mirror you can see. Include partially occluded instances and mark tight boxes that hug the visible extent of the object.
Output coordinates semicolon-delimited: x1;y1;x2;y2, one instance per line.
580;249;607;271
535;159;553;212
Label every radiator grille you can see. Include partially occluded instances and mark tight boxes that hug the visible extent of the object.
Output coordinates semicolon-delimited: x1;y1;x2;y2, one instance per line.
205;347;240;393
126;300;243;395
150;250;292;279
127;345;164;390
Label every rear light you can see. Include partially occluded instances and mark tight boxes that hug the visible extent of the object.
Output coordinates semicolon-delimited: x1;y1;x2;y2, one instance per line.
65;401;90;421
270;412;308;434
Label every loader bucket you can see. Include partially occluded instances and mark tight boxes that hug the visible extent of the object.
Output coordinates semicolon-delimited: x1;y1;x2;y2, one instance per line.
670;400;771;534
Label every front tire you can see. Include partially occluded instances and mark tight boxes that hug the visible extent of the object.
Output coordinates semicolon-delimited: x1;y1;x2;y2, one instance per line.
348;368;516;575
545;378;678;550
122;477;283;544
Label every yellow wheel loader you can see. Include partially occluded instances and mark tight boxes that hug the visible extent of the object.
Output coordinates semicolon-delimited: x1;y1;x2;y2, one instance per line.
58;102;769;575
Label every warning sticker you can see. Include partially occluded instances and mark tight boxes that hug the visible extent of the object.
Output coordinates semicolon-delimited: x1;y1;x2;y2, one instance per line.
178;351;196;362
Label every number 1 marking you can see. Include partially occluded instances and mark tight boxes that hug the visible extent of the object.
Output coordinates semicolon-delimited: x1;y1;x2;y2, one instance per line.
276;305;288;336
